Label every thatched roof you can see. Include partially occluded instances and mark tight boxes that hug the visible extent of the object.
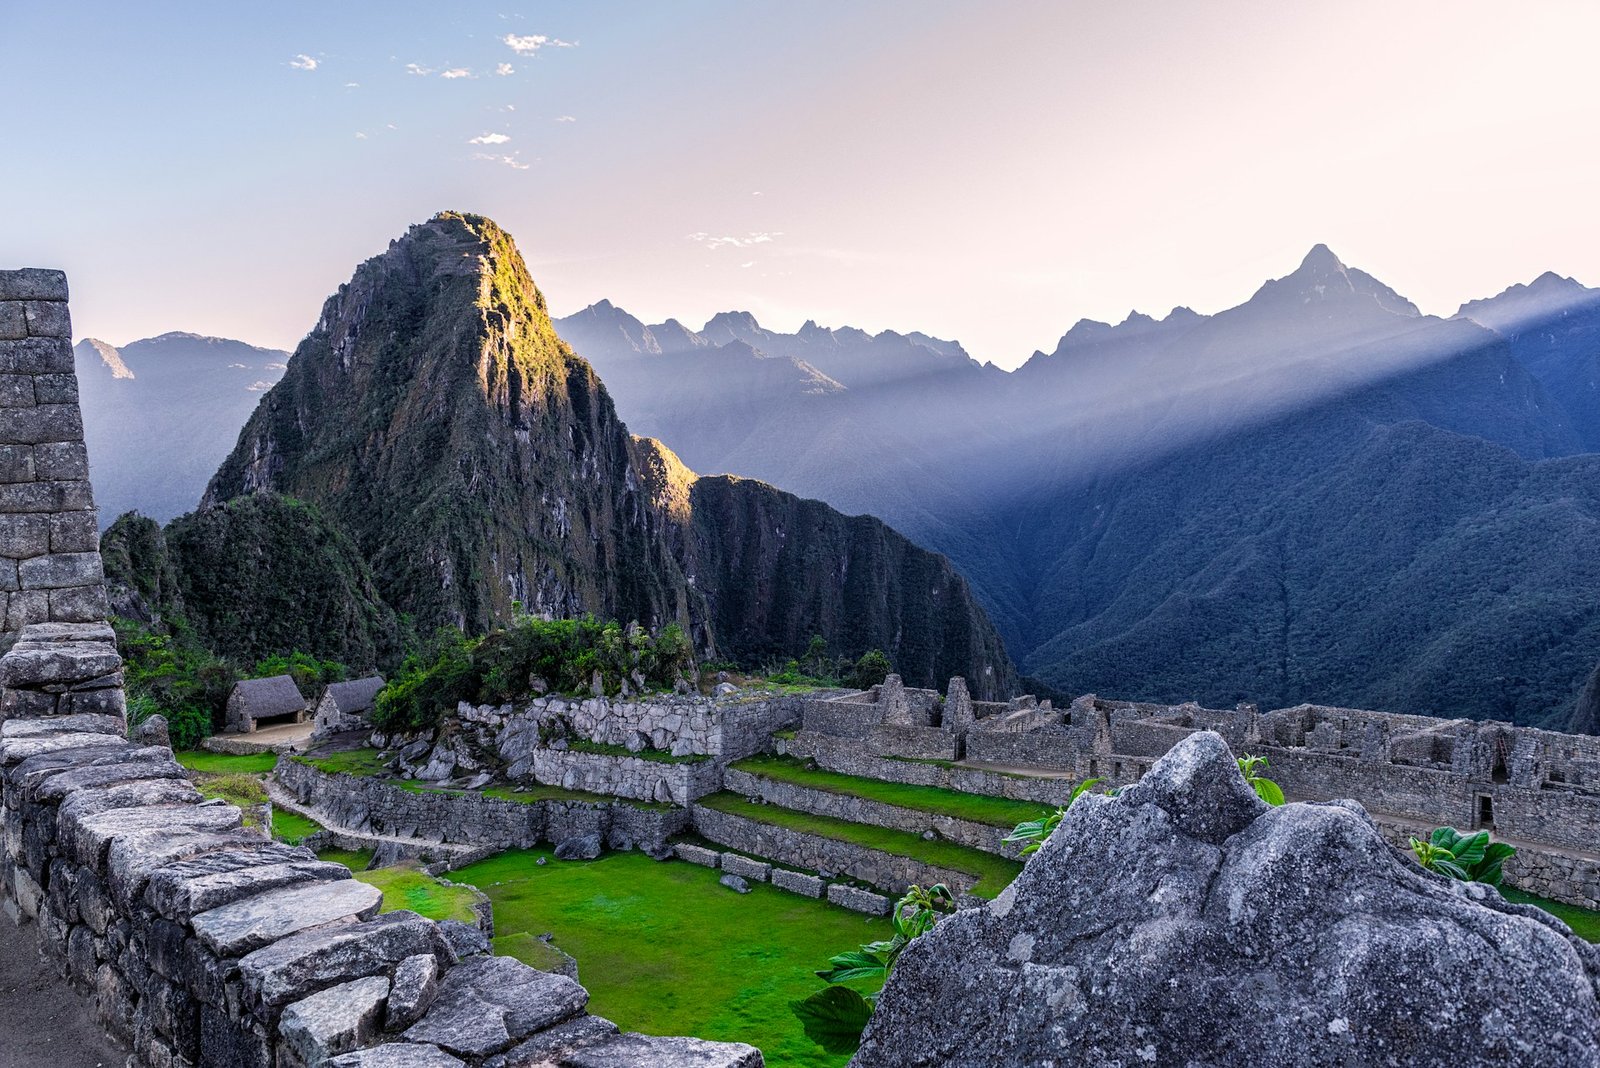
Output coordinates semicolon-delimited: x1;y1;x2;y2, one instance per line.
230;675;307;719
322;676;386;715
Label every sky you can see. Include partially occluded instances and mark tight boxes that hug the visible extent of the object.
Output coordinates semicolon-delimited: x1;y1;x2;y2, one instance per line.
3;0;1600;369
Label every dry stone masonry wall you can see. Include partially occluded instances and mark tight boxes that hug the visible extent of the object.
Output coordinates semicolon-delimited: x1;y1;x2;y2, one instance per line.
0;269;107;638
0;267;761;1068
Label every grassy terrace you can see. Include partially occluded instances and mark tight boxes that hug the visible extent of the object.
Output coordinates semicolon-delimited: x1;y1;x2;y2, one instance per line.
455;848;887;1068
696;792;1022;898
732;753;1049;829
293;748;672;810
567;739;708;764
176;750;279;775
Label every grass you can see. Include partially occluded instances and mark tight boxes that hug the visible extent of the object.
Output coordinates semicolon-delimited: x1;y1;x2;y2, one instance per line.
697;792;1022;898
271;808;324;845
494;931;576;973
294;748;391;776
567;739;708;764
1503;887;1600;942
176;750;279;774
732;754;1049;829
354;863;482;924
453;849;889;1068
318;846;375;870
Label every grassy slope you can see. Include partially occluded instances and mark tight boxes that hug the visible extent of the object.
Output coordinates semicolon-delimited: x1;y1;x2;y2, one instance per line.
1503;887;1600;943
176;750;279;774
697;792;1021;898
453;849;888;1068
732;753;1047;828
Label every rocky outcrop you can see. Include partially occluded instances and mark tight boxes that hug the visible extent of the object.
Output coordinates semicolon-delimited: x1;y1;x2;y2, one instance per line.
854;731;1600;1068
195;212;1015;692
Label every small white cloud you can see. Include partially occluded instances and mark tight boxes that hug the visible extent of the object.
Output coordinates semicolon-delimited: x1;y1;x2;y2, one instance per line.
289;54;318;71
503;33;577;55
228;363;247;369
386;123;397;129
687;231;785;250
355;131;368;140
752;191;763;196
469;132;511;145
440;68;472;79
471;151;531;171
344;82;360;88
554;115;577;123
405;63;433;76
496;63;515;76
265;362;288;370
740;261;755;269
246;380;274;392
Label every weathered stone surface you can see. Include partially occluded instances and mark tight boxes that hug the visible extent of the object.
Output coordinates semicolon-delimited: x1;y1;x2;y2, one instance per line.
0;638;120;686
1;712;124;738
673;842;720;868
770;869;824;898
0;403;83;445
825;883;889;915
554;833;601;861
64;801;242;868
47;508;99;552
23;299;71;337
855;731;1600;1068
30;374;79;407
279;974;391;1065
385;953;440;1030
435;919;489;959
238;911;450;1011
403;955;588;1057
131;712;170;747
562;1033;764;1067
482;1015;619;1067
0;268;68;301
717;873;749;894
0;336;73;374
49;583;111;623
13;619;116;644
327;1045;466;1067
718;853;770;882
191;877;382;956
0;444;37;483
144;847;346;920
0;301;25;341
0;373;34;407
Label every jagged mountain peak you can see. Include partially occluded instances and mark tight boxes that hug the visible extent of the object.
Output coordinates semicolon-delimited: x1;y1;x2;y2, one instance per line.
1456;269;1600;335
1242;244;1421;321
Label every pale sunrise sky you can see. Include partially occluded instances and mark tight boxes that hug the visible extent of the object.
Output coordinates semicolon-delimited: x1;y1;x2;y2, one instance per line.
3;0;1599;368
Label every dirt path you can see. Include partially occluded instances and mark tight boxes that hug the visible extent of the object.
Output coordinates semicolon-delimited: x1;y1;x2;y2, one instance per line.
0;915;125;1067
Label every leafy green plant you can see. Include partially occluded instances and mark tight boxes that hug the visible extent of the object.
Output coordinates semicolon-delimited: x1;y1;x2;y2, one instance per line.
114;616;239;749
1409;827;1516;887
1002;778;1105;855
792;883;953;1054
847;650;893;690
1237;753;1286;806
251;651;347;698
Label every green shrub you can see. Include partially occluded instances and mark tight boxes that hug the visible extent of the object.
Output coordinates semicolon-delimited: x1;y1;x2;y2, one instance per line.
115;617;238;749
847;650;892;690
251;651;347;698
1410;827;1516;887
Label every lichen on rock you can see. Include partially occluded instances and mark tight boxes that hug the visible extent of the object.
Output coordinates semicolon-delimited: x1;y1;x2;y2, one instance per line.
853;731;1600;1067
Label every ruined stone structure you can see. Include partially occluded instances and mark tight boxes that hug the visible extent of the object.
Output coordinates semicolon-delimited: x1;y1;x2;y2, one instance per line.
312;676;386;737
225;674;309;733
798;681;1600;907
0;268;761;1068
0;269;107;639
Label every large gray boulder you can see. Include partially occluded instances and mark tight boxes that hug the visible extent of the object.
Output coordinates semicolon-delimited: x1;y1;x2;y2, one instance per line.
853;731;1600;1068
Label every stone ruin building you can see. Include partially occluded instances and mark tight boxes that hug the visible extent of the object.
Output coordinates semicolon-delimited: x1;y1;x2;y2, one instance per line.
794;675;1600;907
0;268;762;1068
225;674;310;733
313;676;386;738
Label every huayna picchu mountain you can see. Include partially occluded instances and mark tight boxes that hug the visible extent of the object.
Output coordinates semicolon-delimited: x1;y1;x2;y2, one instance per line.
190;212;1014;695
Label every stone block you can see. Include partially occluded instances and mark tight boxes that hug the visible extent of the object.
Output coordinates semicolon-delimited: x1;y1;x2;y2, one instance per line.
385;953;440;1030
16;620;116;644
237;911;451;1012
0;479;94;513
0;443;35;482
561;1034;764;1068
0;336;73;375
0;513;49;555
719;853;771;882
30;373;78;405
1;557;15;591
190;877;382;956
827;883;891;915
1;686;61;719
33;440;89;480
0;638;121;687
0;402;82;445
328;1045;467;1067
771;868;825;898
672;842;721;868
50;583;110;622
18;551;103;589
279;974;391;1066
0;301;25;340
403;955;588;1058
61;686;126;718
0;269;68;302
23;300;71;338
4;590;49;632
143;846;342;921
0;373;34;407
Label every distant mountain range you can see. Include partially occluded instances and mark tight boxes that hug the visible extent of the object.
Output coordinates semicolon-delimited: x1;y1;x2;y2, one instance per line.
84;238;1600;728
76;332;289;523
555;249;1600;729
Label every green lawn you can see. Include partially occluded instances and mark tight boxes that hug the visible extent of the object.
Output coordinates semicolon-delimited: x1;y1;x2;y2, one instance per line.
732;753;1049;828
1503;888;1600;942
318;846;375;870
697;792;1022;898
453;849;888;1068
295;749;392;776
355;863;482;924
176;750;279;774
271;807;325;845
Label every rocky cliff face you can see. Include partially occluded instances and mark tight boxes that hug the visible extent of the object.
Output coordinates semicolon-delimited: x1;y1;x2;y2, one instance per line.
198;213;1013;691
855;731;1600;1067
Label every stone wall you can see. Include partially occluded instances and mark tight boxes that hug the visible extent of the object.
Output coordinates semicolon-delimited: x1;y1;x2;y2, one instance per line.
0;269;106;640
521;748;723;806
0;267;759;1068
782;731;1071;805
722;767;1019;858
275;758;688;854
688;803;981;900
